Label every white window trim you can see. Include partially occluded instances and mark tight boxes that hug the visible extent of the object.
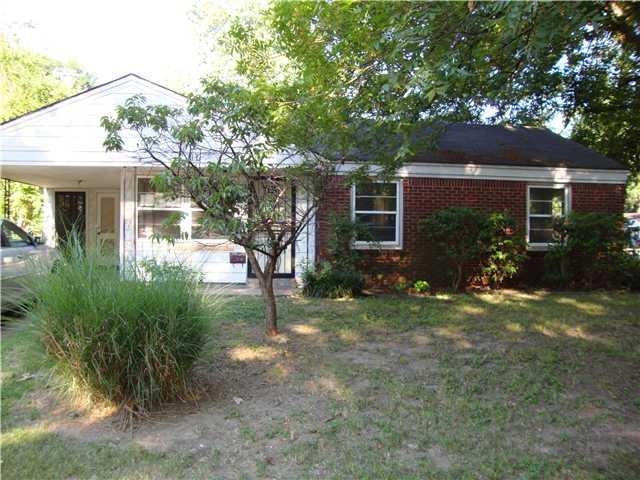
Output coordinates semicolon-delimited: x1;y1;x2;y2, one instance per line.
351;180;403;250
135;175;188;241
136;175;229;244
526;184;571;251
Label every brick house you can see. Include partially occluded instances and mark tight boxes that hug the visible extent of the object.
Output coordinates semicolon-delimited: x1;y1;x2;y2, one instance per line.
317;124;628;285
0;75;629;286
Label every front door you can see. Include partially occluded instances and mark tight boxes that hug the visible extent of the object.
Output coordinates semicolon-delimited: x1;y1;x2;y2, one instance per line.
96;192;119;257
55;191;86;246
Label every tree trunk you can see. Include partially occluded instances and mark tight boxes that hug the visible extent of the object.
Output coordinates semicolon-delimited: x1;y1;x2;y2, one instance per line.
261;275;278;336
245;248;278;336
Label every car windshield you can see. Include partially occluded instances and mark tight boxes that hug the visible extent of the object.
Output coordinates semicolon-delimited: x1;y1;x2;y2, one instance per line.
1;221;33;248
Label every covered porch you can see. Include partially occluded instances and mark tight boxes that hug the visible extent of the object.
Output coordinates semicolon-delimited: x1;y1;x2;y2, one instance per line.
1;165;121;255
1;165;304;285
0;74;310;286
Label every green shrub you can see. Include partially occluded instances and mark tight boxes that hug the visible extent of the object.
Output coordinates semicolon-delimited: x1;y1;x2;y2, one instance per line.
28;241;208;422
544;212;632;289
413;280;430;293
479;211;528;288
303;214;368;298
421;207;486;290
302;261;364;298
622;254;640;291
326;213;372;268
421;207;526;290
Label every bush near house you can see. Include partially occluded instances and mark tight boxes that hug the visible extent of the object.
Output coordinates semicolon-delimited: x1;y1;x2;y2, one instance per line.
27;239;208;422
420;207;526;290
544;212;640;290
302;261;365;298
303;214;367;298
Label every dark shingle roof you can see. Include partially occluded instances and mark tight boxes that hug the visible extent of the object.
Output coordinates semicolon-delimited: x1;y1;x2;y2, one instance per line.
409;123;626;170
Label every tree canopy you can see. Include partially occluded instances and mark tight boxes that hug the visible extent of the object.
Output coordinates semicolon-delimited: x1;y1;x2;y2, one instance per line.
219;1;639;173
102;80;334;335
0;35;92;123
0;35;93;233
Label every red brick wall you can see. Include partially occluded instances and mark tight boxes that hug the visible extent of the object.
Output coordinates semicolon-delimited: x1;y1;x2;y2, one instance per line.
316;176;626;285
571;183;626;213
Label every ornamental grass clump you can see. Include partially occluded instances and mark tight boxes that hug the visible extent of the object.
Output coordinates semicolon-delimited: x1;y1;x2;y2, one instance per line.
28;237;208;423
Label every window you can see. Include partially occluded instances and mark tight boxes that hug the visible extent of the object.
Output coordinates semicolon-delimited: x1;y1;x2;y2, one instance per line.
352;181;402;248
136;177;183;240
136;176;227;242
1;221;33;248
191;209;225;240
527;185;569;247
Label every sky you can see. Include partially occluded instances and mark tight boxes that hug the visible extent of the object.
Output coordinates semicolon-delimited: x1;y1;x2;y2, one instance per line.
1;0;209;90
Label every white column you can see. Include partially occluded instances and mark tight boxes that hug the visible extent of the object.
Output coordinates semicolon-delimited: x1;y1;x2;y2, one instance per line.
42;188;55;247
119;167;137;276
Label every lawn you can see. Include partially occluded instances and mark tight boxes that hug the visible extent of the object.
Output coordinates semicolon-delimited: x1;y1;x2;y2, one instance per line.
2;291;639;479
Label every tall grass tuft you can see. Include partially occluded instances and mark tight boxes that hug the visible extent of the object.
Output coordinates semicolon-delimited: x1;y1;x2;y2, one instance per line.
27;235;208;423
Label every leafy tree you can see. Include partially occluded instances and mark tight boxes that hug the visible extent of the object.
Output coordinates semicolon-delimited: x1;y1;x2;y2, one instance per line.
0;180;43;235
1;35;92;233
218;1;639;173
626;175;640;213
102;80;334;336
0;35;92;122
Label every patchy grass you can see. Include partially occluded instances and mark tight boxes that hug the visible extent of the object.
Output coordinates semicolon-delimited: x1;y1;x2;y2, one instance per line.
2;291;639;479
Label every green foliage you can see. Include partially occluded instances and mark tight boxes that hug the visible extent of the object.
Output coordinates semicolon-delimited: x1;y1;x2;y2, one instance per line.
480;211;528;288
326;213;372;269
27;237;208;422
0;34;92;122
215;2;640;172
0;180;43;236
626;175;640;213
413;280;430;294
102;79;335;335
421;207;527;290
302;261;364;299
421;207;487;290
0;35;92;234
303;214;368;298
544;212;632;289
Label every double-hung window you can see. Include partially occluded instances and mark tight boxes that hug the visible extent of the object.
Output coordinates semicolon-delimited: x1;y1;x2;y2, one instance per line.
527;185;569;248
137;177;183;240
136;177;227;241
352;181;402;248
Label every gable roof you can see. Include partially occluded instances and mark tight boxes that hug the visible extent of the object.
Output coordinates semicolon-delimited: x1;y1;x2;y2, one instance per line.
409;123;626;171
0;73;185;129
0;73;186;167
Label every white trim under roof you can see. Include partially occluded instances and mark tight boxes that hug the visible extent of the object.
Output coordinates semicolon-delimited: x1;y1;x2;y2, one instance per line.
337;162;628;184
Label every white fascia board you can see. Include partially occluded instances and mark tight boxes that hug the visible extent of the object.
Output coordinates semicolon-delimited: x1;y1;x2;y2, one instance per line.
336;162;629;184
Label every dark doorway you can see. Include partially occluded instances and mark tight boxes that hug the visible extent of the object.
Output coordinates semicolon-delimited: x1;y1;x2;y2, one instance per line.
247;187;296;279
55;191;86;246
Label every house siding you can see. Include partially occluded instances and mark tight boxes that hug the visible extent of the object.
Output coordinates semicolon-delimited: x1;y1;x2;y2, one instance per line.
316;175;626;286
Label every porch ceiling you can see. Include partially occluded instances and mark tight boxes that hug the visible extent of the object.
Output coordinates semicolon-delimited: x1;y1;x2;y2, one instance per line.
0;165;121;188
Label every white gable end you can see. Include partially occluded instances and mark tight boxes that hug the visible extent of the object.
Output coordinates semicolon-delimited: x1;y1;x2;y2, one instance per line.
0;74;186;167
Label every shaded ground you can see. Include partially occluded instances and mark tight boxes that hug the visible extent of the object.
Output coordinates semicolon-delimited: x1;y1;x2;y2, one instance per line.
2;291;639;479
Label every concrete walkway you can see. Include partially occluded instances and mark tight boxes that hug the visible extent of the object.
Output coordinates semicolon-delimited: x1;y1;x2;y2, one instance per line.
201;278;298;296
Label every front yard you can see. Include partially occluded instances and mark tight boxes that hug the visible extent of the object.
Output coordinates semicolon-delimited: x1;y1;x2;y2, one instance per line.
2;291;639;479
